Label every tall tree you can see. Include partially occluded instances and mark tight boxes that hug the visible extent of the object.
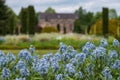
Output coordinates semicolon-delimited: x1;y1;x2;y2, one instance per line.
102;7;109;37
19;8;28;34
0;0;9;35
45;7;56;13
7;9;18;34
74;19;82;33
75;7;94;33
27;5;35;34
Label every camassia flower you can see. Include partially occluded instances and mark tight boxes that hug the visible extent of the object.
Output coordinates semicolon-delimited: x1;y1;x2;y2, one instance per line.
113;39;120;47
92;47;106;59
18;49;32;62
15;77;26;80
55;74;63;80
7;52;16;62
112;60;120;69
108;50;118;59
51;61;60;73
65;63;76;77
16;60;26;70
100;39;108;47
59;42;67;53
0;56;8;68
75;53;86;64
29;45;35;53
2;68;10;80
103;67;112;80
20;67;30;77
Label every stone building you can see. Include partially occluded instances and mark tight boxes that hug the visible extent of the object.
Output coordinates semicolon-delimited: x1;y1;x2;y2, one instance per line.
38;13;78;33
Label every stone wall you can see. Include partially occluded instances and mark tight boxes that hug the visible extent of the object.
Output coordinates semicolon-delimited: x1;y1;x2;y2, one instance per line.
38;19;75;33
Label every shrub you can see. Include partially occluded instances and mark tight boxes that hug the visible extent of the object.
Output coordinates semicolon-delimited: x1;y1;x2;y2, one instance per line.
42;26;58;33
90;19;120;36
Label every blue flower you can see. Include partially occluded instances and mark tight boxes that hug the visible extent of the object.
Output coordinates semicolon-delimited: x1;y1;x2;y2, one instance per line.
15;77;26;80
16;60;26;69
112;60;120;69
43;53;53;61
18;49;32;62
51;61;60;73
113;39;120;47
7;52;16;62
29;45;35;53
82;46;91;56
75;53;86;64
2;68;10;79
69;50;76;58
100;39;108;47
59;42;67;53
62;52;71;62
75;71;83;78
92;47;106;59
86;64;95;77
86;64;95;72
15;78;22;80
0;56;8;68
70;58;77;66
108;50;118;59
103;67;112;80
56;74;63;80
84;42;95;50
117;76;120;80
33;58;50;76
20;68;30;77
65;63;76;77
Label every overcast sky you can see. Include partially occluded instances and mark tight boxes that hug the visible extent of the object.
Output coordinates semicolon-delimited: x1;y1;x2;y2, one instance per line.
6;0;120;15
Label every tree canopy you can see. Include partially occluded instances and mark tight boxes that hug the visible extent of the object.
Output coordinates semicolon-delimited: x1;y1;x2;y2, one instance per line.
45;7;56;13
74;7;94;33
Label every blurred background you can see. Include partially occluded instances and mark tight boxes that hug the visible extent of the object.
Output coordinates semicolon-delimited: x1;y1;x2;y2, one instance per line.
0;0;120;54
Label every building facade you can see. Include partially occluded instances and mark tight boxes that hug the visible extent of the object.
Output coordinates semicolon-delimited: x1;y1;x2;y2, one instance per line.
38;13;78;33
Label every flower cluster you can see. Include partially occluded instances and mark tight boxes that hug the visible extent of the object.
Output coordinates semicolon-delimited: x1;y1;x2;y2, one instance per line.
0;38;120;80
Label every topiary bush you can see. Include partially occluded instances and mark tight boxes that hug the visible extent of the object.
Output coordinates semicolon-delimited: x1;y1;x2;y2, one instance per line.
42;26;58;33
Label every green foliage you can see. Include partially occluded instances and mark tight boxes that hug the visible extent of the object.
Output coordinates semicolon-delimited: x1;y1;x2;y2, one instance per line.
102;7;109;37
75;7;94;33
74;19;82;33
7;8;18;34
0;0;9;35
27;5;35;34
90;19;120;36
42;26;58;33
20;8;28;34
94;12;102;20
45;7;56;13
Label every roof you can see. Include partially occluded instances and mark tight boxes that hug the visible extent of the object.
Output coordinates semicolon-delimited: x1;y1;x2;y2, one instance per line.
39;13;78;19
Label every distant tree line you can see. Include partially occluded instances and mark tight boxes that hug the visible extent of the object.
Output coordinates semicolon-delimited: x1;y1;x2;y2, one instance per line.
0;0;18;35
0;0;120;37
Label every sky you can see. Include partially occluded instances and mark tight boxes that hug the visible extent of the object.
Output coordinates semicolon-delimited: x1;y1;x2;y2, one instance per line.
6;0;120;15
